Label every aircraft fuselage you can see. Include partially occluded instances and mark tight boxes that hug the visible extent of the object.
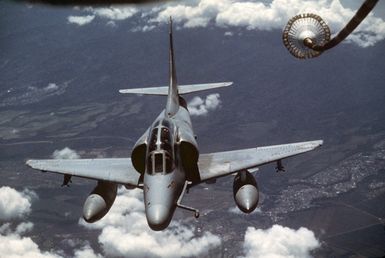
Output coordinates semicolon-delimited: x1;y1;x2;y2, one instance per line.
142;100;194;230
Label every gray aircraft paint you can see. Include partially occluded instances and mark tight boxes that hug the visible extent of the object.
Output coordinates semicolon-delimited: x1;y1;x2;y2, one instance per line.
165;18;180;118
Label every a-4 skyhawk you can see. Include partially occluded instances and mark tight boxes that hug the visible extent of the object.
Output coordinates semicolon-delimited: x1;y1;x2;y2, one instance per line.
26;19;323;231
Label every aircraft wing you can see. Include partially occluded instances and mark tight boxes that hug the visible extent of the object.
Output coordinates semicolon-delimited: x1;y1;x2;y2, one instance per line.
197;140;323;182
26;158;140;187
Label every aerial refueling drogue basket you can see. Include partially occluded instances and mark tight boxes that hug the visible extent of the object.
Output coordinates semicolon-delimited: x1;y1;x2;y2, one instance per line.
283;0;379;59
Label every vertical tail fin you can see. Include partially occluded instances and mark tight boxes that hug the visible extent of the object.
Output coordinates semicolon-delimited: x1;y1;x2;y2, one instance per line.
166;17;180;117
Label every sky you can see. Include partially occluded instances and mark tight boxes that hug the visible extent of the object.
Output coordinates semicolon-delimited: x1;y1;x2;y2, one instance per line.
1;0;385;257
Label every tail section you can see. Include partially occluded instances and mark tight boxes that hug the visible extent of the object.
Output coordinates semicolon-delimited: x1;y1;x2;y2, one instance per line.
118;17;234;112
165;17;179;117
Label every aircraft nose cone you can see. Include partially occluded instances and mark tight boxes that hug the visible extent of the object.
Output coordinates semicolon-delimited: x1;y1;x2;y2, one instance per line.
146;204;170;231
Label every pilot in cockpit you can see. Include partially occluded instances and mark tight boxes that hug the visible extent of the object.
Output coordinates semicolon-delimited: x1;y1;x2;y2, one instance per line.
147;120;175;174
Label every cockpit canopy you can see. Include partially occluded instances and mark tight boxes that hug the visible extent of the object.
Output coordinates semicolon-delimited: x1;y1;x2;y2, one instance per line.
146;119;175;174
147;151;174;174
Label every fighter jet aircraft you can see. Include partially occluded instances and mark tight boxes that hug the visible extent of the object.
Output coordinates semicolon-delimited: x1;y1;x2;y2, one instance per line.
26;18;323;231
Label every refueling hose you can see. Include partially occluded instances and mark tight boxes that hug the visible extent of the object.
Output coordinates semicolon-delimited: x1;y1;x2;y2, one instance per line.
304;0;379;51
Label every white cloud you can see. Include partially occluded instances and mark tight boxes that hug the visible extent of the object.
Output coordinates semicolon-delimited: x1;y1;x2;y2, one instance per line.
0;231;62;258
188;93;221;116
0;187;62;258
106;21;117;27
44;83;59;92
142;25;156;32
242;225;320;258
68;7;138;26
52;147;80;159
67;15;95;26
73;245;102;258
79;188;221;257
150;0;228;28
0;222;34;236
0;187;36;220
149;0;385;47
0;186;101;258
90;7;138;20
15;222;34;235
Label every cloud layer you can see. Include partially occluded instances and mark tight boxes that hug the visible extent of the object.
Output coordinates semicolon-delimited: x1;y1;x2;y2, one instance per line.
0;185;320;257
79;188;221;257
68;15;95;26
188;93;221;116
151;0;385;47
242;225;320;258
0;232;60;258
0;186;100;258
67;0;385;47
68;7;138;26
0;187;63;258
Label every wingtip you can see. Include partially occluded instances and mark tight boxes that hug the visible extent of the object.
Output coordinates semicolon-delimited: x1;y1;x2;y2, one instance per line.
298;140;323;151
25;159;34;167
118;89;143;95
310;140;323;149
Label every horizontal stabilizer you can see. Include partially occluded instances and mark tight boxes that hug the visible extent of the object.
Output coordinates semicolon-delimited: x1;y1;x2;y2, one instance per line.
119;82;233;96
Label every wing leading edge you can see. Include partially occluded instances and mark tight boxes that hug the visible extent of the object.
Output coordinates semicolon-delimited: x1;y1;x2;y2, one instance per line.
26;158;140;187
198;140;323;182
